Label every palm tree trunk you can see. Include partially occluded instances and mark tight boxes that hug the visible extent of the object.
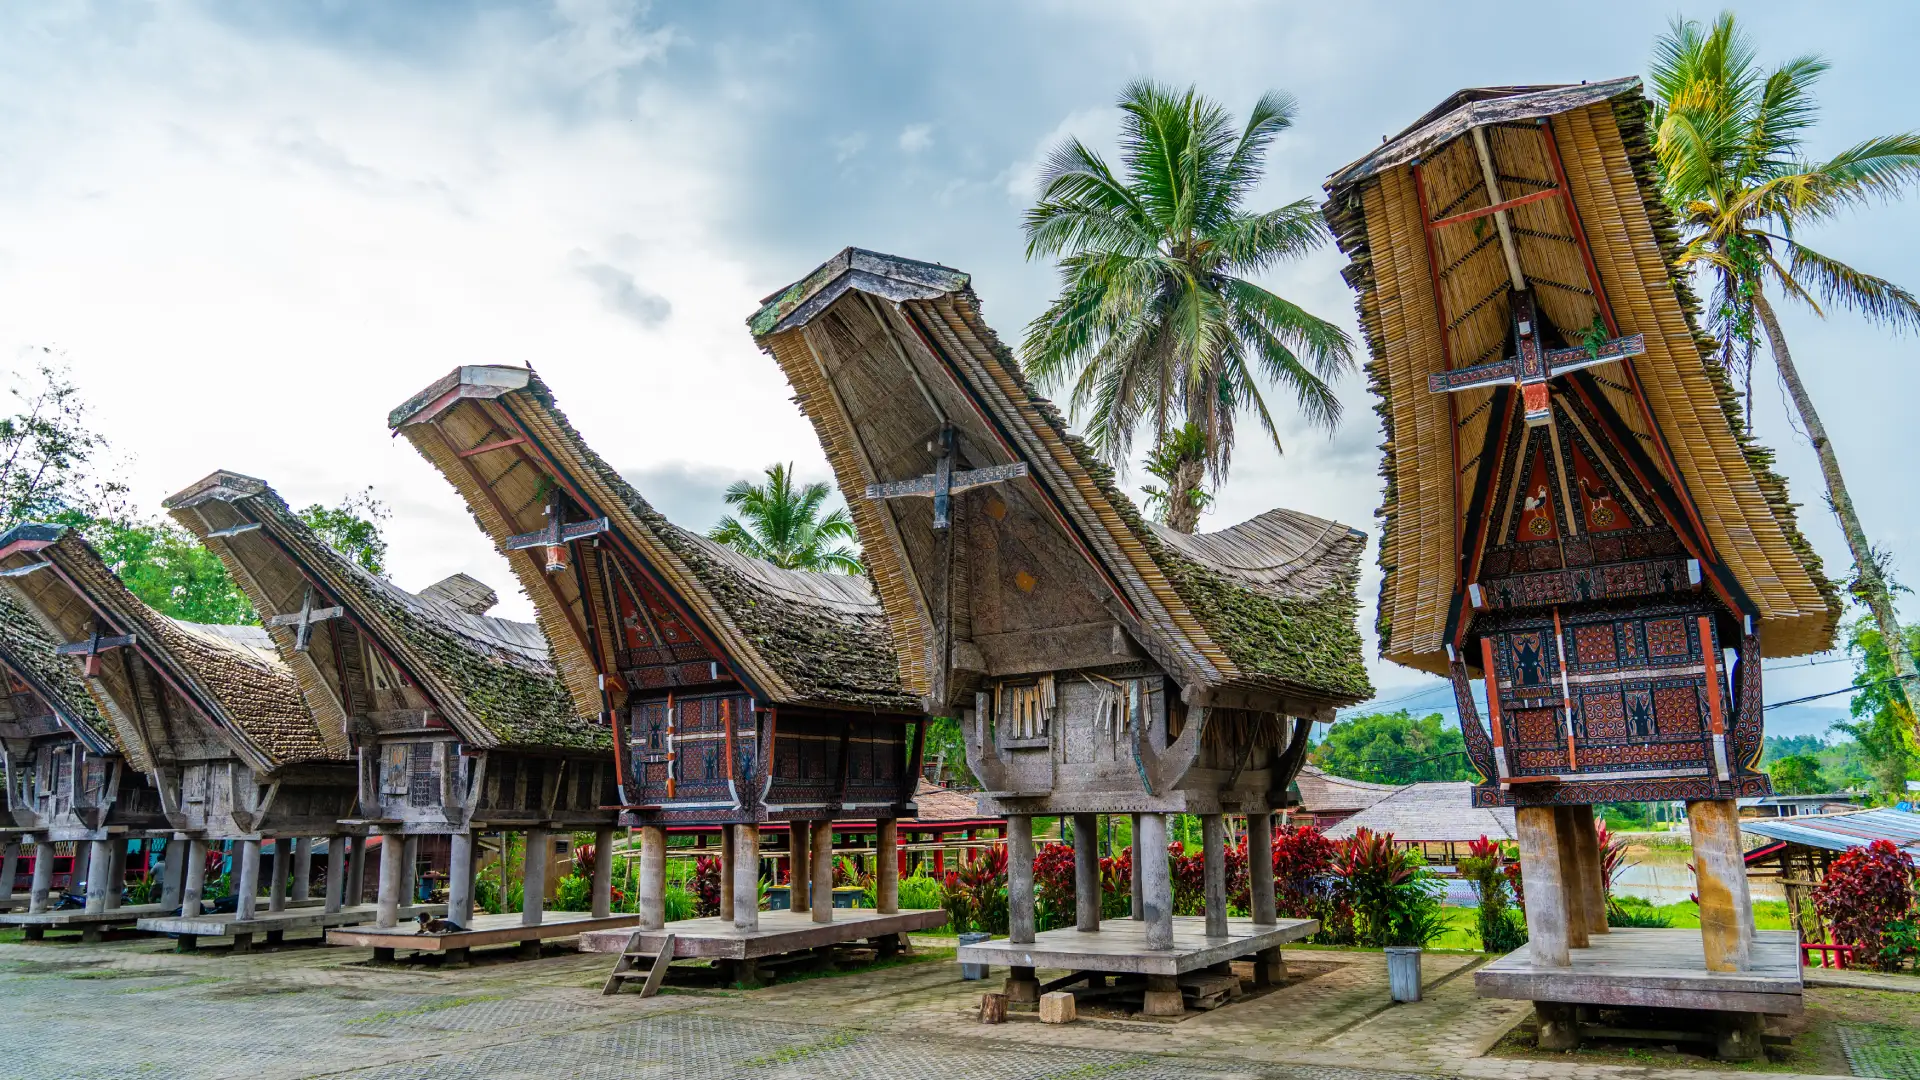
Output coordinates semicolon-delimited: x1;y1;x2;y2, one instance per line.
1167;455;1206;534
1752;289;1919;723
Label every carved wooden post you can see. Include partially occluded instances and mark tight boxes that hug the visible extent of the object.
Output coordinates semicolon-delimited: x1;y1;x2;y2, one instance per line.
234;839;262;921
788;821;810;913
0;838;18;902
1129;813;1144;920
810;816;834;925
375;832;403;928
1689;799;1753;972
1248;811;1277;926
1552;806;1589;950
719;826;736;921
83;838;113;913
591;826;614;920
181;838;207;916
1073;814;1100;931
1202;814;1228;939
521;828;548;928
27;837;54;913
1007;814;1035;944
446;831;474;924
269;837;292;913
1568;805;1608;936
732;824;760;932
637;825;666;931
324;835;347;914
1138;813;1174;951
1514;806;1568;967
876;819;899;914
292;837;314;903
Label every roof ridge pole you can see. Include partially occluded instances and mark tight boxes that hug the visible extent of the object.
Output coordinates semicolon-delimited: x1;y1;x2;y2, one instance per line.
1471;126;1528;292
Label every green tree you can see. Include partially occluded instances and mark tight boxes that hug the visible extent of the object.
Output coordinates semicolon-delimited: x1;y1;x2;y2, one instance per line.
0;354;126;525
299;487;390;576
1834;618;1920;799
1651;14;1920;728
1020;80;1354;533
1309;710;1475;785
1769;753;1830;795
709;463;861;574
1139;421;1214;531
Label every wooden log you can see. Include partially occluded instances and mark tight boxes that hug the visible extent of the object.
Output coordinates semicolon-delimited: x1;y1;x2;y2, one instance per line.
732;824;759;932
1255;945;1286;988
719;826;736;922
269;837;292;913
1137;813;1173;950
1007;815;1036;945
0;839;18;901
292;838;313;903
27;838;53;914
1553;806;1590;950
638;825;667;931
1129;813;1144;920
810;816;834;925
1039;990;1077;1024
103;839;127;910
788;820;810;912
234;839;261;922
375;833;404;928
1515;806;1569;967
84;838;112;913
70;839;91;902
978;992;1008;1024
323;835;347;915
591;825;614;920
1689;799;1753;972
447;831;474;925
1568;805;1608;936
401;836;420;908
1713;1012;1765;1062
1142;973;1183;1016
1073;813;1100;931
1201;814;1228;939
876;818;898;914
159;838;186;911
181;838;206;916
1248;812;1276;927
522;828;548;928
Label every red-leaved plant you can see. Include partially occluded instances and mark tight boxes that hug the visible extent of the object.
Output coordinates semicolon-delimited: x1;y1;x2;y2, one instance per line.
693;854;722;917
1812;839;1918;972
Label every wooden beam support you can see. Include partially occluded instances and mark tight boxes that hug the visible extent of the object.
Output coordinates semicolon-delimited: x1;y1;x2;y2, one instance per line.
1427;185;1560;230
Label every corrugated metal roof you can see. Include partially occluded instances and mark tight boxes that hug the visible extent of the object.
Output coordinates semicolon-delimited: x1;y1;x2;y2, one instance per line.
1741;808;1920;855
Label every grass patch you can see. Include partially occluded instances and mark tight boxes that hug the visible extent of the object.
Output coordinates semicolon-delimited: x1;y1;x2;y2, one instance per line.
347;994;504;1025
740;1029;859;1067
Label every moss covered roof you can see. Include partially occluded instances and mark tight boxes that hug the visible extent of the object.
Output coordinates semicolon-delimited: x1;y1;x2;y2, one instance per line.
0;586;117;753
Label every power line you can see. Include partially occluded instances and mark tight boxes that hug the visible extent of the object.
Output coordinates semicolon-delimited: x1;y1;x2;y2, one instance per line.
1764;673;1920;711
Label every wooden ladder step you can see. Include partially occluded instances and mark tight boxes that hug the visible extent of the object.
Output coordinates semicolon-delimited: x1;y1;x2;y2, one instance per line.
602;931;675;998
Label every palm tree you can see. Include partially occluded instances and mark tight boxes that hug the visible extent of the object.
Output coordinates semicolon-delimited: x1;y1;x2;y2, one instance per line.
708;463;862;574
1020;80;1353;532
1651;14;1920;724
1139;421;1213;533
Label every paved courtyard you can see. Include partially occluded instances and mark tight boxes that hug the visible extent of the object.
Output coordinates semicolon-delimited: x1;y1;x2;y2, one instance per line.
0;933;1896;1080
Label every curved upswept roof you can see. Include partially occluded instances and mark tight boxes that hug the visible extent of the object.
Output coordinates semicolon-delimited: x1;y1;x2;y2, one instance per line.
0;587;117;755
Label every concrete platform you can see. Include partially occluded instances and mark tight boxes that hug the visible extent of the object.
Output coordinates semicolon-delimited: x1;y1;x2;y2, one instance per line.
955;916;1318;978
1475;927;1804;1015
137;902;446;952
577;907;949;961
326;910;639;959
0;902;174;941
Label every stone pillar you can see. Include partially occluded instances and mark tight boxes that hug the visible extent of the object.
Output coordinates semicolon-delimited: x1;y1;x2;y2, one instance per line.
401;835;420;908
159;837;187;911
732;824;760;932
323;835;347;914
1514;806;1569;967
103;838;126;910
28;837;55;913
1073;813;1101;932
70;840;91;899
446;831;474;925
292;837;314;903
181;838;207;916
0;837;18;901
1535;1001;1580;1051
1552;807;1590;950
1138;813;1174;951
1007;815;1036;945
1568;805;1608;936
591;826;614;920
375;833;403;928
719;826;736;921
1129;813;1144;920
637;825;666;931
521;829;548;928
234;839;262;921
1248;811;1276;926
346;834;367;907
1689;799;1754;972
810;816;834;925
1202;814;1228;939
876;819;899;914
269;837;292;913
84;838;113;913
787;821;810;913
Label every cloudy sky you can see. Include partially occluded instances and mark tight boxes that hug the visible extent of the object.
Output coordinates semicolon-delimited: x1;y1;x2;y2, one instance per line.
5;1;1916;737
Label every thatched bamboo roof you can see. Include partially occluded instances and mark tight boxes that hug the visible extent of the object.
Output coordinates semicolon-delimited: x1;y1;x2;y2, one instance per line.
0;524;331;774
388;367;917;717
749;248;1373;713
1323;79;1837;675
164;471;601;754
0;586;117;756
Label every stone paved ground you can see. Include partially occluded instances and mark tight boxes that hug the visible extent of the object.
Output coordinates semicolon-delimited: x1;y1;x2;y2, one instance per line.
0;934;1865;1080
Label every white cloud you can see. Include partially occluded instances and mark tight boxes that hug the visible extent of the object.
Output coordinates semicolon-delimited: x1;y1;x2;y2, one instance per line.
998;106;1119;202
897;122;933;153
832;131;867;162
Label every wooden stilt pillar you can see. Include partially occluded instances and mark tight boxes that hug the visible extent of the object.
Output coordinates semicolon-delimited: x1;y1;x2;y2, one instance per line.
810;816;834;925
0;838;18;901
637;825;666;931
346;834;367;907
181;838;207;916
719;826;736;921
732;824;759;932
521;828;547;928
401;835;420;908
591;825;614;920
1568;804;1608;936
323;835;347;914
788;821;810;912
1138;813;1173;950
1007;815;1035;945
159;837;186;912
292;837;314;903
1553;806;1590;950
1249;811;1277;926
375;833;403;928
27;837;53;913
1689;798;1753;972
1514;806;1569;967
1201;814;1228;939
1073;813;1100;931
269;837;292;913
876;819;899;914
84;838;113;913
70;840;91;901
103;839;126;910
235;839;262;921
446;831;474;925
1129;813;1144;920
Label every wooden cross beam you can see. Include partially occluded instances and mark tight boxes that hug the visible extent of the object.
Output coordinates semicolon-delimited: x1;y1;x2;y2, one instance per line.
1426;291;1645;426
506;492;610;573
864;427;1029;530
56;626;137;678
266;587;346;652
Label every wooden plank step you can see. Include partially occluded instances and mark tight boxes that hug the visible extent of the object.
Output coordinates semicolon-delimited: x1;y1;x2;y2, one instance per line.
603;931;675;998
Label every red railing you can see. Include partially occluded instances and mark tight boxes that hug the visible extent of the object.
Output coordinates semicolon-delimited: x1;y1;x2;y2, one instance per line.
1801;942;1859;969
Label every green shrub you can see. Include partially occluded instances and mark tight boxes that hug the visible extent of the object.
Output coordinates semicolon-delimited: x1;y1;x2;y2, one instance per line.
552;873;592;912
897;872;944;911
1607;895;1672;928
664;887;696;922
1341;828;1445;948
1459;836;1527;953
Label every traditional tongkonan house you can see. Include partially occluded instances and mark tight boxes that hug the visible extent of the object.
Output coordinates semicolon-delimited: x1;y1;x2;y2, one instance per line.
0;524;363;948
390;365;943;988
750;248;1373;1015
1323;79;1839;1056
1;589;172;916
163;472;618;962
